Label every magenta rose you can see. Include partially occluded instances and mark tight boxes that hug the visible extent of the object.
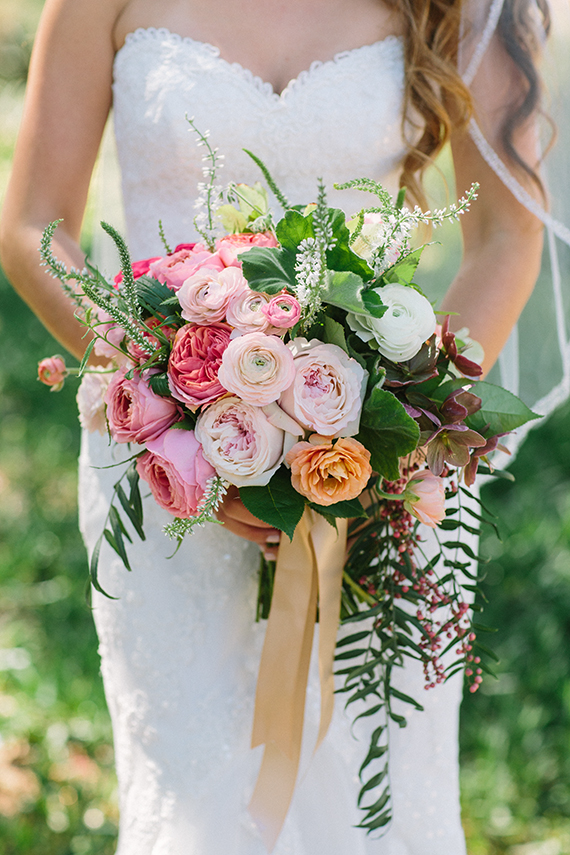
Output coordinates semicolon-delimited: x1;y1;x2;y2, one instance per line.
113;256;161;288
136;428;215;518
149;245;225;292
167;323;231;409
105;368;181;444
262;293;301;329
215;231;278;267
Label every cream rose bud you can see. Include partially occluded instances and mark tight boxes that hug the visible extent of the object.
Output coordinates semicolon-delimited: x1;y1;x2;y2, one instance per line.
280;339;367;437
347;283;436;362
195;396;285;487
217;332;296;407
177;266;248;324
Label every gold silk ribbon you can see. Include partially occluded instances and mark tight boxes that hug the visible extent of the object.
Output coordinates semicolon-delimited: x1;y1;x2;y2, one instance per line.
248;509;348;851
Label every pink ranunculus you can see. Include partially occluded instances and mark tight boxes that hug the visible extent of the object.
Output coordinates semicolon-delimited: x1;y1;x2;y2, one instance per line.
261;292;301;329
225;288;272;335
167;323;231;409
93;310;128;361
149;245;225;292
177;267;248;325
215;231;278;267
113;256;161;288
136;428;215;519
218;332;296;407
403;470;446;528
76;370;111;434
195;396;285;487
280;338;367;437
105;368;181;444
38;356;67;391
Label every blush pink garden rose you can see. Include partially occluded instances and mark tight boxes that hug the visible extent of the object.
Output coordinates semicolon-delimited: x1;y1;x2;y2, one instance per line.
261;292;302;330
113;256;161;288
149;244;225;292
167;323;231;409
402;470;446;527
38;356;67;391
105;368;181;444
217;332;296;407
280;338;367;437
136;428;215;519
286;435;372;506
195;396;285;487
177;267;248;325
76;370;111;434
215;231;278;267
225;288;272;335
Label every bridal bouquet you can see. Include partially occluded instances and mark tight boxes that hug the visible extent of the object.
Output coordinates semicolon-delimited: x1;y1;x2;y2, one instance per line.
38;130;538;843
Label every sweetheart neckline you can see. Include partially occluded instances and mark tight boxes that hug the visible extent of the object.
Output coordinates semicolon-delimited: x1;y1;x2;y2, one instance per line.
115;26;405;101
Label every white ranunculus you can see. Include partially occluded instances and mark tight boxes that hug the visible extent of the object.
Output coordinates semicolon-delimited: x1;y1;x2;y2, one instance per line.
195;396;285;487
347;284;436;362
280;338;367;437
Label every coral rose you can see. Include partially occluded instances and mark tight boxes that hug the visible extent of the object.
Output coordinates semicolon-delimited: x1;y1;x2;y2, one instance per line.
149;245;224;291
167;323;231;409
38;356;67;391
136;428;215;518
105;368;181;444
286;435;372;506
177;267;248;325
402;469;446;528
215;231;278;267
218;332;296;406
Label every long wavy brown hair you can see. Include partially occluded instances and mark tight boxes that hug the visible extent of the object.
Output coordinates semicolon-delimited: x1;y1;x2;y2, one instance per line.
387;0;551;204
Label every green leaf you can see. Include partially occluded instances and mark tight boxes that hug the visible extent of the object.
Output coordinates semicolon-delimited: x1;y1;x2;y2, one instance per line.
358;388;420;479
116;484;146;540
464;381;541;437
309;497;367;519
89;533;118;599
108;506;132;570
321;270;369;314
382;246;424;285
326;208;374;279
148;372;171;398
78;338;96;378
239;466;306;540
135;275;174;314
241;246;297;293
275;209;314;250
323;316;349;352
361;289;387;319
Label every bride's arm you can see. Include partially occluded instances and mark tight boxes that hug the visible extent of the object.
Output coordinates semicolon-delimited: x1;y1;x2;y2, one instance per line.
0;0;126;360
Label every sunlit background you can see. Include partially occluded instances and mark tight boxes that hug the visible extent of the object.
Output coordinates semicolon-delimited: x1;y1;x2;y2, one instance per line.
1;3;570;854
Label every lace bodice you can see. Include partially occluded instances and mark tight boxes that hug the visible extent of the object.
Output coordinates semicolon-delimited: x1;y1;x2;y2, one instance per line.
112;28;407;258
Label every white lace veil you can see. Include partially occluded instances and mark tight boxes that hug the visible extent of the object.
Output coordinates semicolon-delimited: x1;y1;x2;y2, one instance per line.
458;0;570;450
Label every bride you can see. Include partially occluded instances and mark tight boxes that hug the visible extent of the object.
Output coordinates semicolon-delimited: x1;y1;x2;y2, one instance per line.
0;0;551;853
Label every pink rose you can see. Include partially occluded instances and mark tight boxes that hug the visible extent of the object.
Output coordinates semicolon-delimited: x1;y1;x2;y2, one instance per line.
38;356;67;391
218;332;296;407
226;289;272;335
280;339;367;437
167;323;231;409
195;396;285;487
149;245;225;292
137;428;215;518
113;256;161;288
215;231;278;267
403;470;446;528
261;293;301;329
105;368;181;444
177;267;248;325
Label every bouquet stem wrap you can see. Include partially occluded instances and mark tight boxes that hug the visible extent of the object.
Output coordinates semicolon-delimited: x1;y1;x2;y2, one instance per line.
249;509;348;850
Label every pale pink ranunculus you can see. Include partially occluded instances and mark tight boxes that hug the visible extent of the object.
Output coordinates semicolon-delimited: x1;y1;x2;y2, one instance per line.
195;396;285;487
177;267;248;325
76;370;111;434
167;323;231;409
149;245;225;292
38;356;67;391
280;338;367;437
93;311;127;361
215;231;278;267
136;428;215;518
226;289;272;335
113;256;161;288
218;332;296;407
403;470;446;528
262;293;301;329
105;368;181;444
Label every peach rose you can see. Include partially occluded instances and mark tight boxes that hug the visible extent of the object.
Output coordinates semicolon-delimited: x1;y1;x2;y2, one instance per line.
215;231;278;267
402;470;446;528
167;323;231;409
218;332;296;407
38;356;67;391
177;267;248;325
149;245;225;292
286;435;372;506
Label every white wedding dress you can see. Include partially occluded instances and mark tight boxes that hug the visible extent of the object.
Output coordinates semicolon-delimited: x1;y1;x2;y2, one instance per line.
79;28;471;855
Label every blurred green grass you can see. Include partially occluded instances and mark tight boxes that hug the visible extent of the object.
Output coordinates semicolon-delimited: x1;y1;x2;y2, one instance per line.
2;4;570;854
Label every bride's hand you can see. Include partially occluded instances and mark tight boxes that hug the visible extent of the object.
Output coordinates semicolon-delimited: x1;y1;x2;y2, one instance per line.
216;486;281;560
